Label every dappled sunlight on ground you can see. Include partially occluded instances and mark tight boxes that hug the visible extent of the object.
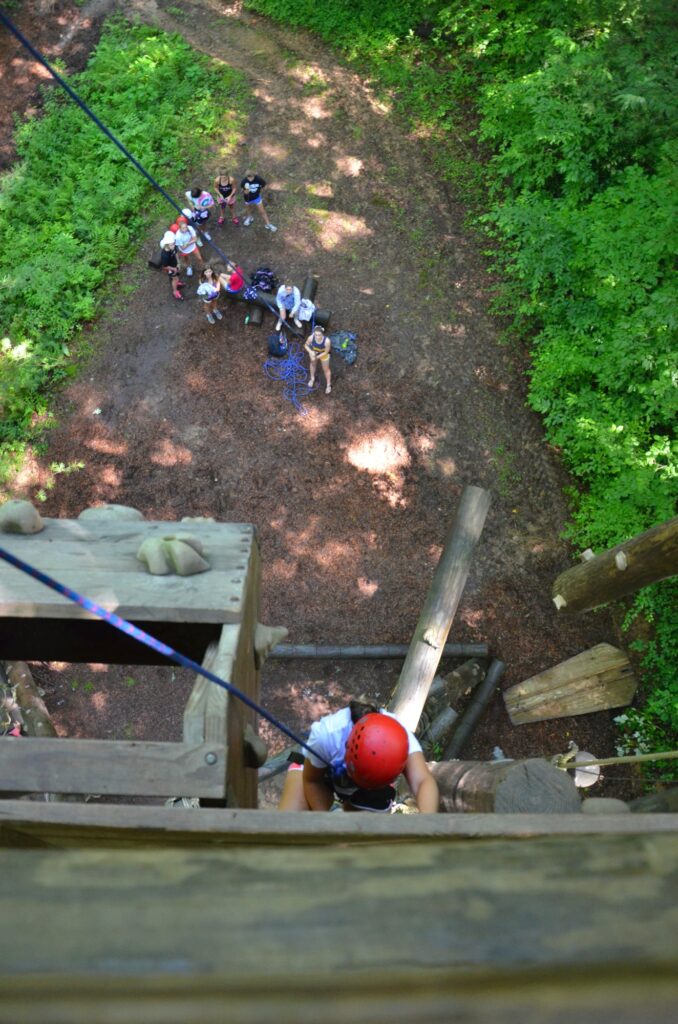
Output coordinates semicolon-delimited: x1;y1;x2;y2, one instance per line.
297;403;333;434
88;437;128;456
308;209;372;249
343;424;411;508
305;180;334;198
150;437;193;467
334;154;363;177
357;576;379;598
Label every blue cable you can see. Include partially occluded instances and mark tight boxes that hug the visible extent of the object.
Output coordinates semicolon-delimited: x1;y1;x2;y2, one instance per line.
263;341;315;413
0;545;330;768
0;8;306;335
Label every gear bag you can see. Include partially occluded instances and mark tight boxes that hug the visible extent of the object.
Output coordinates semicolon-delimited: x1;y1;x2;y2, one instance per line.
329;330;358;366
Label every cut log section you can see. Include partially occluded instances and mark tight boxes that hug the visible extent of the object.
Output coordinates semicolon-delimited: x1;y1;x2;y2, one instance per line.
430;758;582;813
503;644;637;725
552;515;678;613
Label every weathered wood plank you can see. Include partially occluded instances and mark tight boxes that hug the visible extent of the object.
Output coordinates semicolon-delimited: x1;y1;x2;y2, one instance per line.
0;965;677;1024
183;627;238;747
1;803;676;848
0;739;226;798
503;644;637;724
0;519;254;623
389;486;491;731
0;570;245;622
0;835;676;983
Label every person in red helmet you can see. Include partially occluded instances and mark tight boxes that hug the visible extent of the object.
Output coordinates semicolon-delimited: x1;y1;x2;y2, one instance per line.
278;699;439;813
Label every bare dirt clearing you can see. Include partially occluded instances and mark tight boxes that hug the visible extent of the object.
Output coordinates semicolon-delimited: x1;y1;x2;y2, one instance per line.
3;0;634;799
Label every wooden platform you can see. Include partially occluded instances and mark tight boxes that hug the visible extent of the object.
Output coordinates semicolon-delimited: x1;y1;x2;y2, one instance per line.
0;518;256;662
0;806;676;1023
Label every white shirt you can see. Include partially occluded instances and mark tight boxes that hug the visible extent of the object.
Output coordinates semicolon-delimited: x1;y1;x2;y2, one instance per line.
304;707;421;769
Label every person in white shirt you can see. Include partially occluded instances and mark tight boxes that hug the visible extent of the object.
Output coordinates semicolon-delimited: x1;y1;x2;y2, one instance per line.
174;216;204;277
275;280;302;330
278;700;439;813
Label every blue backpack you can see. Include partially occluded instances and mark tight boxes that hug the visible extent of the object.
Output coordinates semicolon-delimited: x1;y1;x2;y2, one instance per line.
329;331;358;366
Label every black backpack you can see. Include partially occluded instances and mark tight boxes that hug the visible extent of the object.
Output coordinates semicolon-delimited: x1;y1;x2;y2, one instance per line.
267;332;288;358
252;266;278;292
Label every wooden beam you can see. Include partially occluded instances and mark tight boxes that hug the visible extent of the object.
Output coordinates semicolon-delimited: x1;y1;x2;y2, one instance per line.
0;739;227;798
0;834;675;987
503;644;636;725
552;515;678;613
389;486;491;731
0;802;676;847
0;964;676;1024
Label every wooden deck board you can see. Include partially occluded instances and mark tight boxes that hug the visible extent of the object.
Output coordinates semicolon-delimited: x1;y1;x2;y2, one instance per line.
0;519;255;623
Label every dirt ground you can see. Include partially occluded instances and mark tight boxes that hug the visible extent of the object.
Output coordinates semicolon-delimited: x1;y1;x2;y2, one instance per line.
2;0;641;801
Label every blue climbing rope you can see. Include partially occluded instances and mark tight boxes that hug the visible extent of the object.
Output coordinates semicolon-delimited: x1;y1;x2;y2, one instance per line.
0;545;330;768
0;9;306;334
263;341;315;413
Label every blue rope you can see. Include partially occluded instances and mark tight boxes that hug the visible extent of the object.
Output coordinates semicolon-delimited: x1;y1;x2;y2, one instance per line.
0;545;330;768
0;9;307;333
263;341;315;413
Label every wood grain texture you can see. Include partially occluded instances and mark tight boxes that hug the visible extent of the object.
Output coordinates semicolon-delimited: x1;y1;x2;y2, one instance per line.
0;739;227;798
1;803;676;847
0;519;254;622
504;644;637;724
389;486;491;731
1;967;677;1024
552;515;678;612
0;834;675;983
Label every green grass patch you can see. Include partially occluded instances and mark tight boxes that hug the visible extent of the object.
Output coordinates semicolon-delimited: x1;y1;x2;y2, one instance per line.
0;17;247;485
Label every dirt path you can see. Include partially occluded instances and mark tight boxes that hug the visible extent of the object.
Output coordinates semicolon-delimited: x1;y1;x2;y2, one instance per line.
5;1;625;790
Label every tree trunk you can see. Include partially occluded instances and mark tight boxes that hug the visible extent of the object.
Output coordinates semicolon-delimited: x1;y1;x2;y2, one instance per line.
552;515;678;613
389;486;491;731
3;661;56;737
430;758;581;813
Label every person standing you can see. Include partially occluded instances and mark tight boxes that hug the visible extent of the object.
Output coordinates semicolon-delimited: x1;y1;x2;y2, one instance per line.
240;171;277;231
213;170;240;226
196;265;223;325
305;325;332;394
174;215;204;277
184;187;214;241
160;229;184;301
275;280;302;330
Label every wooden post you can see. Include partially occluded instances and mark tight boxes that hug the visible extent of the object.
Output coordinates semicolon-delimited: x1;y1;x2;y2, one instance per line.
389;486;491;731
552;515;678;613
443;659;505;759
430;758;582;813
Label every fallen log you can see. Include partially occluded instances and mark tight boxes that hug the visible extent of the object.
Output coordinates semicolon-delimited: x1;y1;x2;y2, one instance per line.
3;661;56;738
443;659;505;760
430;758;582;813
389;486;491;731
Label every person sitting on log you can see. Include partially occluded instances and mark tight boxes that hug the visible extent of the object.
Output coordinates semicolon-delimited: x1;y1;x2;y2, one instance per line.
278;699;439;813
275;279;302;330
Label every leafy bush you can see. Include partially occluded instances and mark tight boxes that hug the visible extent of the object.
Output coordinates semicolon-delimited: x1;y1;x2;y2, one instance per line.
0;18;247;480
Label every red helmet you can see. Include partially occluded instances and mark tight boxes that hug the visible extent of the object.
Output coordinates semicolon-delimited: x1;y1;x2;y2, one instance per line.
169;222;179;232
176;215;188;225
345;713;409;789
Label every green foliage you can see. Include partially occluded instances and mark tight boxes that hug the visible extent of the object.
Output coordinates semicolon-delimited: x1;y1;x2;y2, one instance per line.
0;18;247;482
615;579;678;782
246;0;678;728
